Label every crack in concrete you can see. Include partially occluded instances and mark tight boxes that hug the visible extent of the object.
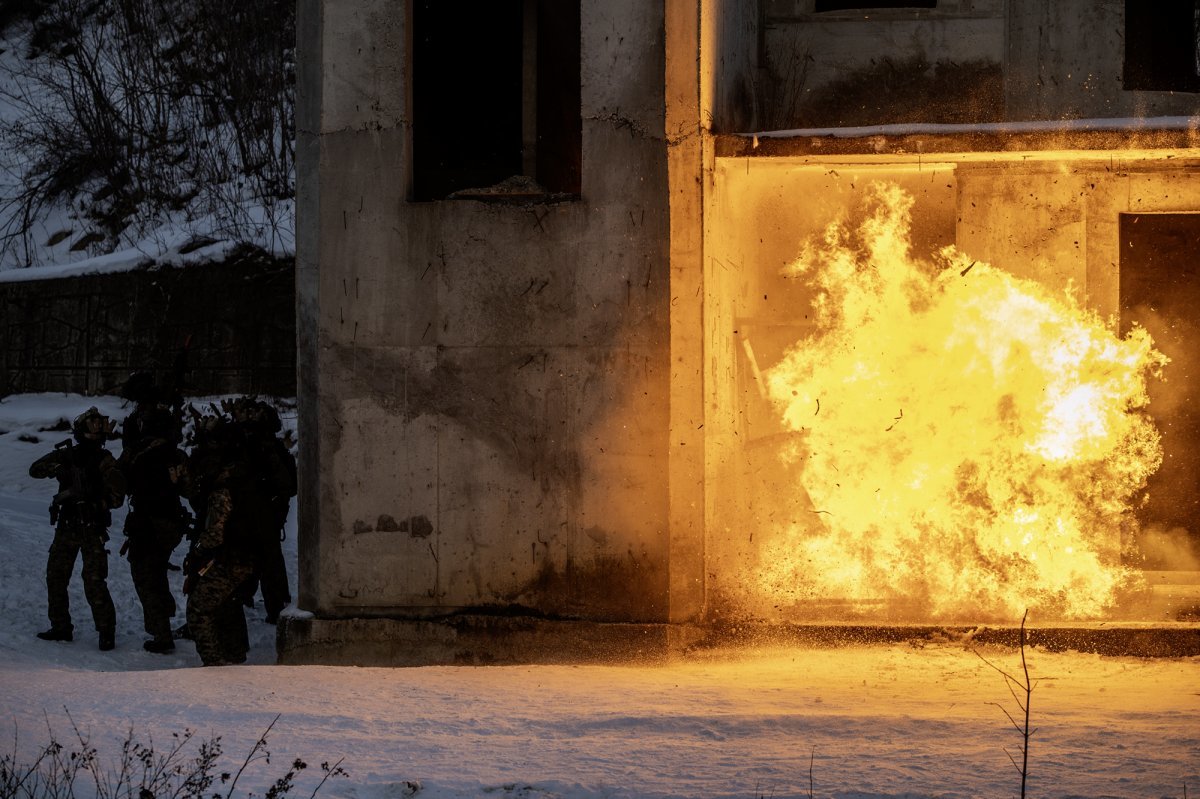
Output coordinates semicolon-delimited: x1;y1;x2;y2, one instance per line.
586;111;658;141
585;111;702;148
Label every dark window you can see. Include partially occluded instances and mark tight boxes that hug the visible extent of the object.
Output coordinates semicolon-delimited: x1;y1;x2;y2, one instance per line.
1120;213;1200;568
412;0;581;201
813;1;936;11
1124;0;1200;92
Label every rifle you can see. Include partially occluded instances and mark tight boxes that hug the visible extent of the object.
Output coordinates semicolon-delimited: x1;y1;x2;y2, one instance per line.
45;439;113;529
48;439;89;525
181;550;215;595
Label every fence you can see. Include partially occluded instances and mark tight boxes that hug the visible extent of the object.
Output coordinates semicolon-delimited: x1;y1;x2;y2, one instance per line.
0;251;295;398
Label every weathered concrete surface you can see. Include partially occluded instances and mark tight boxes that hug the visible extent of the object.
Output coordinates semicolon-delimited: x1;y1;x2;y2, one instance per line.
753;0;1200;132
706;0;759;134
955;158;1200;322
295;0;1200;666
758;0;1005;129
295;0;692;641
665;0;708;624
1004;0;1200;121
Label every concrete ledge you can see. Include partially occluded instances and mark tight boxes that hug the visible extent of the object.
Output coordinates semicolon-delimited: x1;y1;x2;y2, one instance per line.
277;614;708;666
278;614;1200;665
697;622;1200;659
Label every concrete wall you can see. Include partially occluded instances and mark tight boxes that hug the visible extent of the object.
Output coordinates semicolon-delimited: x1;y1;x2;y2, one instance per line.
759;0;1006;129
707;0;760;133
956;159;1200;319
295;0;692;630
1005;0;1200;121
757;0;1200;131
702;149;1200;619
0;254;295;399
290;0;1200;663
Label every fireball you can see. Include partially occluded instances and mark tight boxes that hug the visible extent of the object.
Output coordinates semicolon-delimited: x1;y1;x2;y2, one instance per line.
760;182;1166;620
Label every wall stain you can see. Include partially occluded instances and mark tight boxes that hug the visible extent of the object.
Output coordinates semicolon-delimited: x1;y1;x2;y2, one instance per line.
504;547;667;622
352;514;435;537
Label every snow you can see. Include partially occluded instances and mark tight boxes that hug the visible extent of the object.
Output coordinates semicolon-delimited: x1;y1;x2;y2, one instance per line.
0;235;254;283
0;394;1197;799
747;115;1200;140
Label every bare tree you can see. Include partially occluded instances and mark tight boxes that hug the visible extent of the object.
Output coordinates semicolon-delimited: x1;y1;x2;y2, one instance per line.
974;609;1037;799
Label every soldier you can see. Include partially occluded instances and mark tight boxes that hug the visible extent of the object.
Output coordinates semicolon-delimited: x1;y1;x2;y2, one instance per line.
184;414;258;666
29;407;127;651
169;404;226;642
118;375;190;654
229;398;297;624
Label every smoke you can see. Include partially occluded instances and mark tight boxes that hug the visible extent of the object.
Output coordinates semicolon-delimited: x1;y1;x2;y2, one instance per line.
1125;303;1196;416
1134;525;1200;572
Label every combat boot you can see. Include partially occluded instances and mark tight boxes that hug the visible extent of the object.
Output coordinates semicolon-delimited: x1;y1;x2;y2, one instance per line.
36;627;73;642
98;628;115;651
143;637;175;654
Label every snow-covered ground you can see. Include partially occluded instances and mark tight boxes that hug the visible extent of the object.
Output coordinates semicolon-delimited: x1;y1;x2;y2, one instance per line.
0;393;1198;799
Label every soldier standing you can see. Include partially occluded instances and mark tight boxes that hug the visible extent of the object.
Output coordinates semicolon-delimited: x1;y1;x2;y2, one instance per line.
29;407;127;651
119;375;190;654
184;416;257;666
231;399;297;624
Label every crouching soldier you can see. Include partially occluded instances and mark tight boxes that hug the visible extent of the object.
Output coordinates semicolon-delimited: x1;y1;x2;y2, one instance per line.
119;401;189;654
29;407;126;651
184;418;256;666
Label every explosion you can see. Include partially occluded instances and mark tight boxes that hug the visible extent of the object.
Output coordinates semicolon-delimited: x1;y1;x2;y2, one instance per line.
760;183;1167;621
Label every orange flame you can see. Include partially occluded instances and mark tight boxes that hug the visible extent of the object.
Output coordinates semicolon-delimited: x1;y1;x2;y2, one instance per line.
761;183;1167;621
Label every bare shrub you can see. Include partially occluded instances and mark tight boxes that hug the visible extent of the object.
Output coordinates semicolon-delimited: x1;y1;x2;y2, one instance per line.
0;713;346;799
0;0;295;267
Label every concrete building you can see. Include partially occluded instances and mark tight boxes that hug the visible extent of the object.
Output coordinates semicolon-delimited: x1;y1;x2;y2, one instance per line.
283;0;1200;665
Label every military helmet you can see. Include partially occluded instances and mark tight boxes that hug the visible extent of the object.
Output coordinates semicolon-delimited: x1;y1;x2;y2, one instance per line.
223;396;281;434
73;407;115;443
119;370;158;404
138;404;183;444
252;401;282;433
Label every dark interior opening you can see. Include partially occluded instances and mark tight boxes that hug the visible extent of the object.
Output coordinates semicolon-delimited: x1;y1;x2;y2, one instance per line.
534;1;581;197
412;0;580;201
1120;212;1200;570
813;1;936;12
1123;0;1200;92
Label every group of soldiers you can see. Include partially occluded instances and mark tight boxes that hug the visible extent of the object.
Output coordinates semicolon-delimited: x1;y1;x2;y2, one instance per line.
28;373;297;666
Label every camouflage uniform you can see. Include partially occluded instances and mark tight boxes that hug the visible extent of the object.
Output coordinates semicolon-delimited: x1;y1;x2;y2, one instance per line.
29;408;127;650
185;421;258;666
119;402;189;652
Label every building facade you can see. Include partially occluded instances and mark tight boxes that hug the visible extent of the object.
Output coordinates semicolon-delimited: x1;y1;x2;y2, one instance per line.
284;0;1200;664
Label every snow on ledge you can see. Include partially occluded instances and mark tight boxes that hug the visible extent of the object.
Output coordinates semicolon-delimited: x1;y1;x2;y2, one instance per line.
744;115;1200;140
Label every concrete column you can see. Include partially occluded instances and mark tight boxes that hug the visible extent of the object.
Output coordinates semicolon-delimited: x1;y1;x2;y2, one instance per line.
665;0;707;622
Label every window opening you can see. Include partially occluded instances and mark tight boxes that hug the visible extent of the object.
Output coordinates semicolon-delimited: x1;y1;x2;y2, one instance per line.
813;1;936;12
412;0;581;201
1119;212;1200;570
1123;0;1200;92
